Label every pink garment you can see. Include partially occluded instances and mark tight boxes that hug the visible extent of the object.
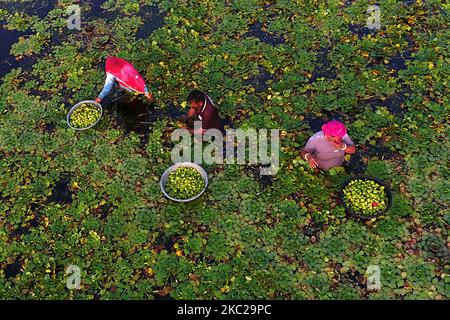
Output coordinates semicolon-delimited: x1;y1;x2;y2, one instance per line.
322;120;347;138
105;56;146;94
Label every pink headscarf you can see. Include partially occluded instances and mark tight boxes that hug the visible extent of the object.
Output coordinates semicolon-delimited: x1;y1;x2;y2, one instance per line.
322;120;347;138
105;56;147;94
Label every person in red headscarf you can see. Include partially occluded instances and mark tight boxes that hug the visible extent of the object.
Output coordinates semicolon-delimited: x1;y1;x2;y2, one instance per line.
95;56;153;104
301;120;356;170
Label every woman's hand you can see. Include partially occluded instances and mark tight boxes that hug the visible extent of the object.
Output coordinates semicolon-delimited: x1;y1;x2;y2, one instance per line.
145;92;154;102
305;153;319;169
331;140;356;154
332;141;348;151
330;140;344;149
95;97;102;104
308;157;319;169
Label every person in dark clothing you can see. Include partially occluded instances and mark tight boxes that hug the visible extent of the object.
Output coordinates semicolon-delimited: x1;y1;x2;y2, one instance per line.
180;90;224;134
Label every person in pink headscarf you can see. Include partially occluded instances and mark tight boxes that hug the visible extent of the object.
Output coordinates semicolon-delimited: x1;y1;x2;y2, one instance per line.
95;56;153;104
301;120;356;170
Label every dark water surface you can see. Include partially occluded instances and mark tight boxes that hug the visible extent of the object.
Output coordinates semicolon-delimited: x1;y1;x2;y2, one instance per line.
0;0;164;80
0;0;56;79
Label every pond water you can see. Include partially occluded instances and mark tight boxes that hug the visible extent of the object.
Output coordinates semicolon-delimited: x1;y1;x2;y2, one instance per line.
0;27;31;79
0;0;56;79
0;1;164;80
4;260;21;278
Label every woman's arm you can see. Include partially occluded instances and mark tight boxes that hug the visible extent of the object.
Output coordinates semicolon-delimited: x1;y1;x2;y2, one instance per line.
96;73;116;102
301;135;320;168
180;107;197;122
144;85;153;102
340;134;356;154
343;144;356;154
301;149;319;169
300;149;311;160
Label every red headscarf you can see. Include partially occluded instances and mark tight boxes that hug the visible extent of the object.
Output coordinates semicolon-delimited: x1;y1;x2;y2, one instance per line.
105;56;146;93
322;120;347;138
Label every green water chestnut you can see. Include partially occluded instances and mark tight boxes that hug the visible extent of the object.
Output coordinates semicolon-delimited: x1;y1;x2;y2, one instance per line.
342;179;388;216
70;103;101;128
165;166;205;200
